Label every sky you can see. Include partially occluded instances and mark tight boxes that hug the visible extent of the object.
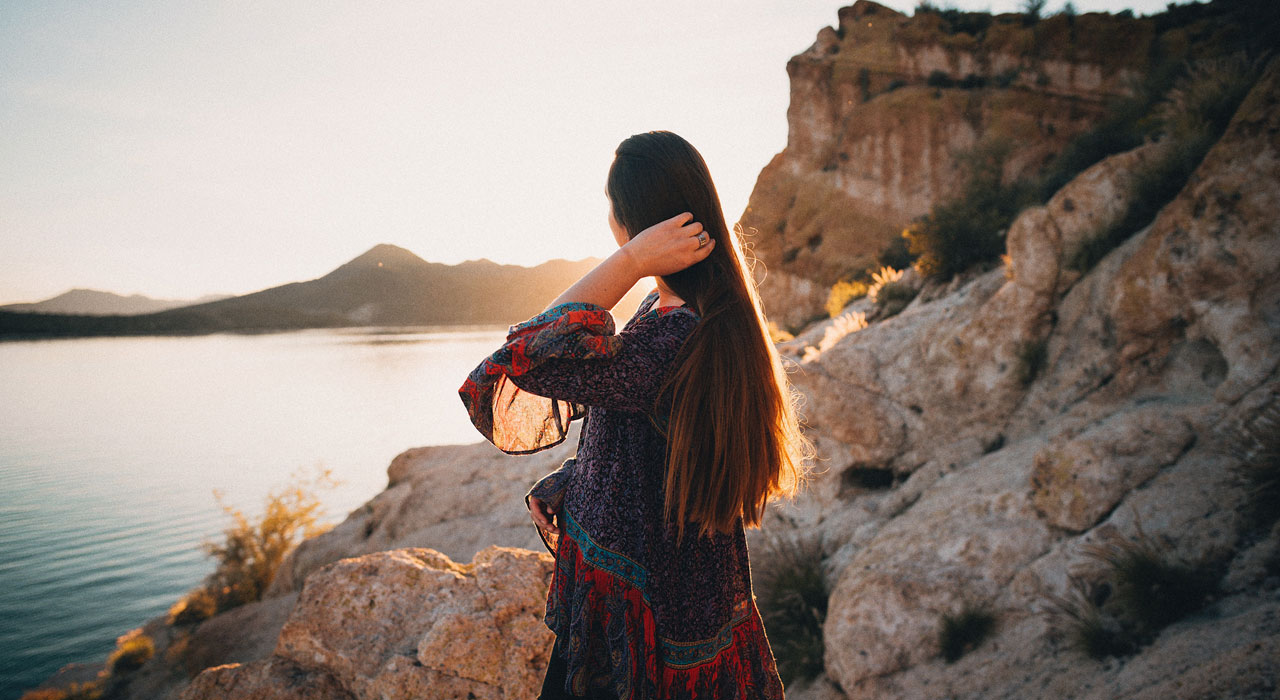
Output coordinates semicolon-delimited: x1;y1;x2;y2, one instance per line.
0;0;1174;304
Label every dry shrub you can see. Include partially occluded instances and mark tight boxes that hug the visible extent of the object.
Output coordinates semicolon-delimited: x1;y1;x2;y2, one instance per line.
199;466;340;613
753;530;830;684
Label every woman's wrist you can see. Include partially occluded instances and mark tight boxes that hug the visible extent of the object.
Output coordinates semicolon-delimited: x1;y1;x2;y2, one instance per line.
544;244;646;311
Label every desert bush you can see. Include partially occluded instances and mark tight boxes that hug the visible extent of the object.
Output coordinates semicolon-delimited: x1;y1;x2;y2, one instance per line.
754;530;830;685
106;629;154;675
1041;575;1137;659
167;586;218;626
200;466;339;613
926;70;953;88
866;265;903;303
938;600;997;662
1044;516;1219;658
914;3;993;37
877;231;916;271
1077;523;1218;638
905;139;1037;280
1218;391;1280;532
826;279;869;318
866;266;918;319
1067;53;1264;272
1021;0;1047;24
1014;337;1049;386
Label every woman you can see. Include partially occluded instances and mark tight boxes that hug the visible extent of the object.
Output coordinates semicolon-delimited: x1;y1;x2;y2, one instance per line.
458;130;812;700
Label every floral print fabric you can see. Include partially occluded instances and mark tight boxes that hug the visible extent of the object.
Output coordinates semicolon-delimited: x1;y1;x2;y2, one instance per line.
459;290;785;700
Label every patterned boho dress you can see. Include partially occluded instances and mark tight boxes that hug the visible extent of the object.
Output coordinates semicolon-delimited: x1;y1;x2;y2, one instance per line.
458;289;786;700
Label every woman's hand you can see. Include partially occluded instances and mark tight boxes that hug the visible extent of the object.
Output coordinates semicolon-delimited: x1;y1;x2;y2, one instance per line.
622;212;716;278
529;495;560;535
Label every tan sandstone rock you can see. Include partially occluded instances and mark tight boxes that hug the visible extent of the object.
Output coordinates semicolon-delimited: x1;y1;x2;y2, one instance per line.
182;546;554;700
265;427;578;598
1029;404;1196;532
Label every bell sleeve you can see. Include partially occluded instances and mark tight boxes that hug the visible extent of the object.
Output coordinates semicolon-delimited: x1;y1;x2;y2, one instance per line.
457;299;698;455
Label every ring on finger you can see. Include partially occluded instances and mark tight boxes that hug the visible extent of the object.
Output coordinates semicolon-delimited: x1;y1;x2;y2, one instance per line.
696;232;708;248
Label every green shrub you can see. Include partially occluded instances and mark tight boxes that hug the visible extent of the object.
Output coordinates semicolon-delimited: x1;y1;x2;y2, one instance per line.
1067;53;1263;272
913;3;994;37
905;139;1037;280
754;531;830;685
938;601;997;662
877;231;917;271
874;281;918;319
200;466;340;613
826;279;869;318
1041;575;1137;659
1044;516;1219;658
1078;520;1218;641
1219;392;1280;532
1021;0;1047;24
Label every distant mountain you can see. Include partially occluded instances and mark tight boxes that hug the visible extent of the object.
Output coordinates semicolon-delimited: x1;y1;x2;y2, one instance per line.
0;289;232;315
0;244;650;338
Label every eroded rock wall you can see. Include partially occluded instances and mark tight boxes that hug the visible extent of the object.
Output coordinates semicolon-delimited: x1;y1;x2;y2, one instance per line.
741;1;1158;329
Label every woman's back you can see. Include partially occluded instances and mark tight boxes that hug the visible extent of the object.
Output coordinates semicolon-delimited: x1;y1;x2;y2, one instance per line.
461;290;785;699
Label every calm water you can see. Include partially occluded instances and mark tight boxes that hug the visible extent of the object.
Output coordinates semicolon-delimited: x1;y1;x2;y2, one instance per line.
0;327;508;699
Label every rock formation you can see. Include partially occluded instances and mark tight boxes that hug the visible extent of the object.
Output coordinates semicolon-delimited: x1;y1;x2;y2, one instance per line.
762;49;1280;700
180;547;554;700
264;429;579;597
739;0;1223;329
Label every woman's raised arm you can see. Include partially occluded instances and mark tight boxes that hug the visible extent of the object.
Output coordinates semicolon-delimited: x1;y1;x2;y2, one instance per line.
544;212;713;310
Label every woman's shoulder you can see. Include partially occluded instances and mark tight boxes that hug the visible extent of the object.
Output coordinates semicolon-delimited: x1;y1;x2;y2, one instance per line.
627;303;699;338
627;289;700;330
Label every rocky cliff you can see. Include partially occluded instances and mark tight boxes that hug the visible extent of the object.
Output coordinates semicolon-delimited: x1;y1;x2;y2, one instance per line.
763;48;1280;700
25;3;1280;700
739;0;1257;329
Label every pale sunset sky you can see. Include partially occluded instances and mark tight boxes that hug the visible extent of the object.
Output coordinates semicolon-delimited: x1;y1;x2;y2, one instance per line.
1;0;1170;304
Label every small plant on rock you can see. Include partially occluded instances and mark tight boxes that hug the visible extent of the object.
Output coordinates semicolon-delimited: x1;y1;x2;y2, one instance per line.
938;600;997;662
826;279;869;318
1218;390;1280;532
106;629;154;675
1014;337;1049;386
753;530;830;685
1079;520;1218;640
200;466;340;613
1041;575;1137;659
167;586;218;626
867;266;918;319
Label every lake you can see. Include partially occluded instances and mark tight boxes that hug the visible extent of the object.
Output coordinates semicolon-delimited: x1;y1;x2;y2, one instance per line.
0;326;509;699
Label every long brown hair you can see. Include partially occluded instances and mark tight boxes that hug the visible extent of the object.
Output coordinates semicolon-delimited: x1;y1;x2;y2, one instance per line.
607;130;813;543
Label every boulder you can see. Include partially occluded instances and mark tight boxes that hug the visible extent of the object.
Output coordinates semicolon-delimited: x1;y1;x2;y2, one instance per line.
183;546;554;700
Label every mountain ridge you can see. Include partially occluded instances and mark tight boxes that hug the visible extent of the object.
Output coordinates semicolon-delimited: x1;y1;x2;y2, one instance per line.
0;245;639;339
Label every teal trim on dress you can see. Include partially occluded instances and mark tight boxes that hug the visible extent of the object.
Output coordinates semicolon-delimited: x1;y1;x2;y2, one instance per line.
561;508;650;595
560;507;755;668
660;611;751;668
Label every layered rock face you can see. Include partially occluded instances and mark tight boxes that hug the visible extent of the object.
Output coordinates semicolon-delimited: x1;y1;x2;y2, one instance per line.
741;1;1156;329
